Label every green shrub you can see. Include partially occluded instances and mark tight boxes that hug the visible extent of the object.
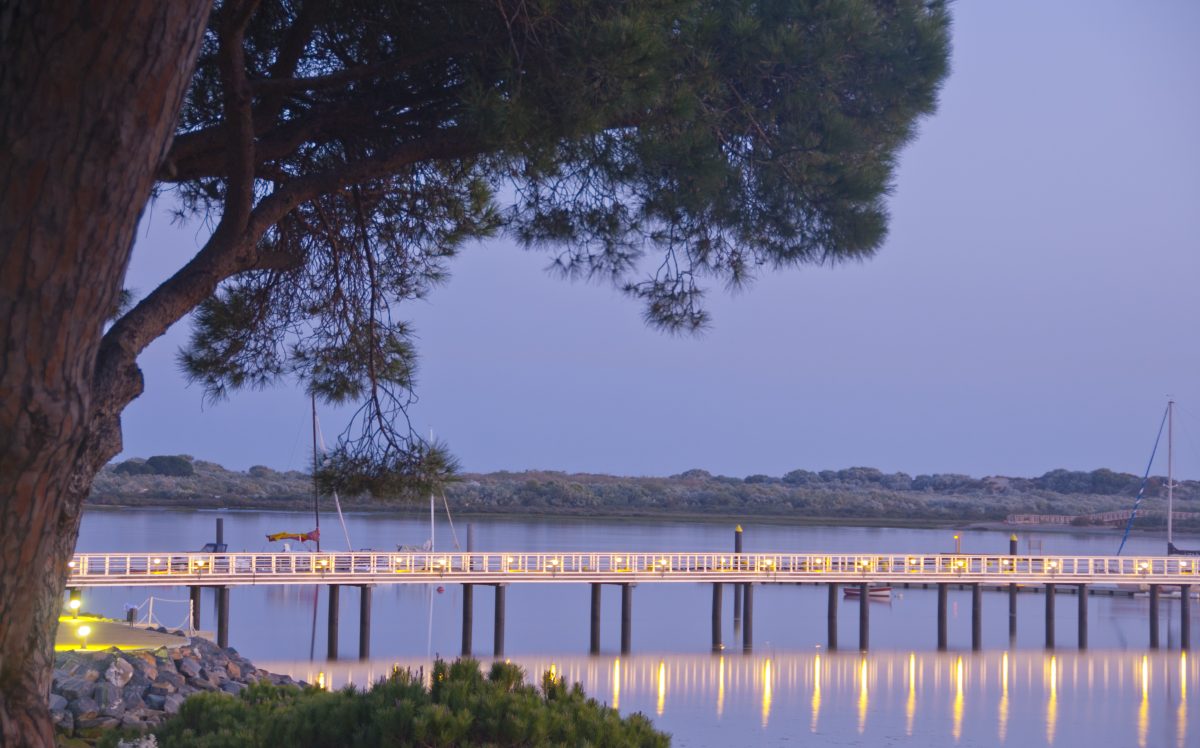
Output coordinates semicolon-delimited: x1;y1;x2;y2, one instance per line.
146;455;196;477
144;659;668;748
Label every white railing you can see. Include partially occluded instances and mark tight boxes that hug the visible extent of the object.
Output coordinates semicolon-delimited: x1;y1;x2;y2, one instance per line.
65;551;1200;587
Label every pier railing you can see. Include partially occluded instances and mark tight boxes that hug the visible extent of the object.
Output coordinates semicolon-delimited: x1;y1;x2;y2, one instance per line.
66;551;1199;587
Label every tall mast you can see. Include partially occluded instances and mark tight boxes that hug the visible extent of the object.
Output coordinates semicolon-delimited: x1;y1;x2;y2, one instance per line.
1167;398;1174;548
312;392;321;552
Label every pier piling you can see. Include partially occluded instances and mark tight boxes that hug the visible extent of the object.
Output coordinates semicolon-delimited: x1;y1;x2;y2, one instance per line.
937;583;948;651
971;583;982;651
327;585;339;660
858;582;869;651
1045;583;1055;649
621;583;633;655
591;583;602;655
216;586;229;649
493;585;506;658
1149;584;1160;649
359;585;372;660
827;583;839;651
711;583;722;652
1181;584;1192;650
1008;535;1018;640
189;586;202;630
743;583;754;653
1076;584;1087;649
462;583;473;656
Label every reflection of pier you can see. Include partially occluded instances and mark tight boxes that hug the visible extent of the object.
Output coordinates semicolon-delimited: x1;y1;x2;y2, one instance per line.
259;650;1194;745
66;545;1196;659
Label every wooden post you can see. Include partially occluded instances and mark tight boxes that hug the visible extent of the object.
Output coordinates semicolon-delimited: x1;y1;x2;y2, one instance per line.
858;582;869;651
733;526;743;623
216;586;229;649
827;583;839;651
1149;584;1160;649
621;583;633;655
189;586;202;631
463;522;475;656
215;517;224;547
358;585;372;661
327;584;339;660
711;583;722;652
1045;583;1056;649
937;583;948;651
743;583;754;653
1008;534;1018;640
461;583;473;657
1181;584;1192;651
1076;584;1087;650
591;583;602;655
493;584;506;658
971;583;982;651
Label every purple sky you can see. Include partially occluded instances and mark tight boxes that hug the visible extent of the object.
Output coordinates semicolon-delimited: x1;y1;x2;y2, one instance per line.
118;1;1200;480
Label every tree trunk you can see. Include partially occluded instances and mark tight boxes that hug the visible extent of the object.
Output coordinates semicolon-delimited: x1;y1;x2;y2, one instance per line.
0;3;211;744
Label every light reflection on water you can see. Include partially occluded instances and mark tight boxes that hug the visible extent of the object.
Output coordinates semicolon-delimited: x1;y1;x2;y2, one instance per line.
258;650;1196;748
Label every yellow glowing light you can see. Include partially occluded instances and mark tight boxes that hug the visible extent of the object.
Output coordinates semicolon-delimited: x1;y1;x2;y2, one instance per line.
908;557;919;566
317;671;327;690
761;659;773;728
810;654;821;733
952;656;964;742
955;559;966;568
68;561;76;568
906;653;916;736
717;655;726;718
1047;655;1058;746
656;660;666;716
612;658;621;710
999;652;1009;743
152;558;161;564
858;658;869;734
68;599;80;611
814;558;824;566
76;625;91;650
1047;560;1058;569
1138;655;1149;748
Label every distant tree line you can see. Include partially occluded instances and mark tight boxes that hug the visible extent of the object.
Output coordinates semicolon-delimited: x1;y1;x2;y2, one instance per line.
90;459;1199;530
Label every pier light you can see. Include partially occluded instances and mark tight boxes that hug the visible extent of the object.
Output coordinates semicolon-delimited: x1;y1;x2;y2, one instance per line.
813;558;824;568
955;559;966;570
76;625;91;650
67;560;76;569
1046;560;1059;573
152;558;161;565
1138;561;1149;574
908;557;919;567
763;559;775;570
68;598;81;618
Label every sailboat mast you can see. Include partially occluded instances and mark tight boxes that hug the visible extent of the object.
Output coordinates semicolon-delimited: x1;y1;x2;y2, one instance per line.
1167;398;1174;548
312;392;321;552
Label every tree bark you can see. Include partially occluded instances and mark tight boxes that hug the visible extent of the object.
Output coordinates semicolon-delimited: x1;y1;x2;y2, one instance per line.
0;3;211;745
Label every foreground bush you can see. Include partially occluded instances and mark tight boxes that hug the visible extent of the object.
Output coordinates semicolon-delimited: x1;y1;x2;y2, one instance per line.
115;659;668;747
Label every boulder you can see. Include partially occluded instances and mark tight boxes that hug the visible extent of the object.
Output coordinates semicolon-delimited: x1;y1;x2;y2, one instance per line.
163;693;185;715
122;686;146;711
186;675;217;691
50;707;73;734
177;657;201;679
105;657;135;688
68;696;99;721
225;660;242;679
157;670;185;691
74;716;122;739
95;682;124;717
56;676;95;701
143;692;166;710
219;680;246;695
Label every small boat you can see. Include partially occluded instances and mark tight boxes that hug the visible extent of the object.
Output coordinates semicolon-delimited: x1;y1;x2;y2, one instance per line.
843;584;893;599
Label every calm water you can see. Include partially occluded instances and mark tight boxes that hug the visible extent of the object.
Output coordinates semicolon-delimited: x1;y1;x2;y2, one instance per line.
75;509;1198;746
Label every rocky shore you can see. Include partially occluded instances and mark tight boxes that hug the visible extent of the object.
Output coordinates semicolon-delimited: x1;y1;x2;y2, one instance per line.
51;632;304;740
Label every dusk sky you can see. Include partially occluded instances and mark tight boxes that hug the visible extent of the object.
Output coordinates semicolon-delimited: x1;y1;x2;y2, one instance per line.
119;1;1200;481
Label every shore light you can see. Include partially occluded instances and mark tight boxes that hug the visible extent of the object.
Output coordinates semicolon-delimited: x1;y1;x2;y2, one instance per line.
76;625;91;650
68;598;81;618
